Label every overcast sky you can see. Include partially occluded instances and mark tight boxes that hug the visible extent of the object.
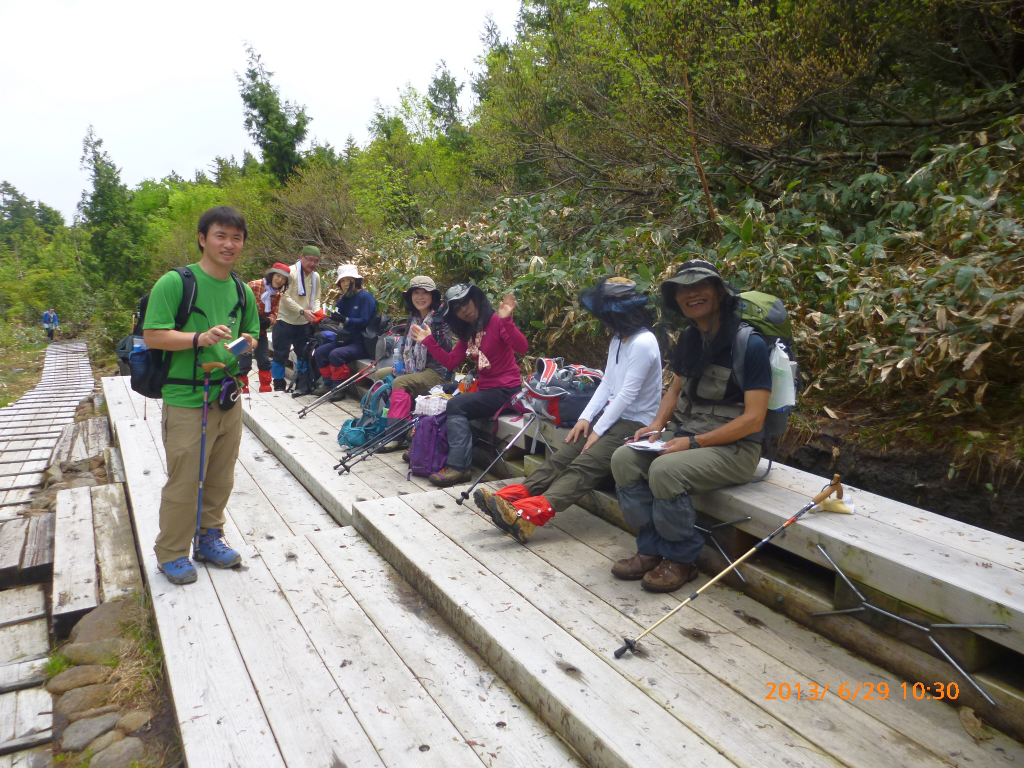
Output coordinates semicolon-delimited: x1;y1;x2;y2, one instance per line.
0;0;522;221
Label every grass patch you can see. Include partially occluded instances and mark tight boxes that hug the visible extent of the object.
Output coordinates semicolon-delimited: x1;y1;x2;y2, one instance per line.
44;651;73;679
0;324;48;407
111;592;164;711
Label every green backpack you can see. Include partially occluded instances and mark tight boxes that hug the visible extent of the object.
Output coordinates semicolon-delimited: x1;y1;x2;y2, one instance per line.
731;291;800;478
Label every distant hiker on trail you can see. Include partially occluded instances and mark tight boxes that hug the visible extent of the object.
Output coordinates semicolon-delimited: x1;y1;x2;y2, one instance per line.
410;284;528;487
477;277;662;543
609;260;771;593
240;262;290;393
41;308;59;341
374;275;455;452
311;264;378;400
142;206;259;585
271;245;322;391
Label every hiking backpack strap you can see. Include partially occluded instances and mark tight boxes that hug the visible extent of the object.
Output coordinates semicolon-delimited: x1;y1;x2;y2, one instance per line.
731;323;755;392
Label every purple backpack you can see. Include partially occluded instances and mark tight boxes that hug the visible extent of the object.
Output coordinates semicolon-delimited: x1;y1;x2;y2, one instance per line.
408;414;449;478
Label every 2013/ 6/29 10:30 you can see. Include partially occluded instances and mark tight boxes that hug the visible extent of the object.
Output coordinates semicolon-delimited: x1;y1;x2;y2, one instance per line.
765;682;961;701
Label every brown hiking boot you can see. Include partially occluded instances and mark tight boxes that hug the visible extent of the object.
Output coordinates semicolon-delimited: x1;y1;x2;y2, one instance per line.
428;466;473;487
510;517;537;544
641;560;699;593
611;552;662;580
473;488;495;517
487;495;518;533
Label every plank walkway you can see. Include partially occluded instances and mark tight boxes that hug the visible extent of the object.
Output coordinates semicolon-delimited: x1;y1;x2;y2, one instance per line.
100;374;1024;767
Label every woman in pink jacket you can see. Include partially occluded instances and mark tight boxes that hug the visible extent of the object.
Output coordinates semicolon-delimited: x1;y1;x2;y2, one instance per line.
410;283;528;486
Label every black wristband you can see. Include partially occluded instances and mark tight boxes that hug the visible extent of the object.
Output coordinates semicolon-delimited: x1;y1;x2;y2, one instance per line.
689;435;700;450
193;332;203;353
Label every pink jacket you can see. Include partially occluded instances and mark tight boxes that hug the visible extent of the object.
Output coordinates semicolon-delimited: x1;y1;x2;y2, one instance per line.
423;313;528;390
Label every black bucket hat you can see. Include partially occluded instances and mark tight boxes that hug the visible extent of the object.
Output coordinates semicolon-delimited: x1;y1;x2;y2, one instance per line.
580;277;649;317
441;283;474;321
660;260;737;314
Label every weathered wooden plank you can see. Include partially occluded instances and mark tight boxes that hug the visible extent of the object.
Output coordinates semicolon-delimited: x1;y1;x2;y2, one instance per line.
115;419;286;768
242;393;378;525
100;376;138;425
0;659;46;695
19;515;54;584
310;527;588;768
0;520;28;587
692;478;1024;653
258;535;488;768
0;586;45;629
84;418;110;457
0;729;52;757
0;691;14;742
206;536;387;768
0;620;47;665
103;447;126;484
51;487;98;631
349;496;734;768
14;687;50;739
90;485;142;602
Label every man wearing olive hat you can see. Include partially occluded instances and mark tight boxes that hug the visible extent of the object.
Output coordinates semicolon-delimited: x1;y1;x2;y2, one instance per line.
271;245;322;391
608;260;772;593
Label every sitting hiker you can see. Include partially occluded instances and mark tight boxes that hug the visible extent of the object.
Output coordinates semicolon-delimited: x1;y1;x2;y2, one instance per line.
375;275;455;451
312;264;378;399
608;260;771;593
409;284;528;487
476;277;663;543
240;262;290;392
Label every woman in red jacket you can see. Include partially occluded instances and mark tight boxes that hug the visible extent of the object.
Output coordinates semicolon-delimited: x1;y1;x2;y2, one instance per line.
410;283;528;486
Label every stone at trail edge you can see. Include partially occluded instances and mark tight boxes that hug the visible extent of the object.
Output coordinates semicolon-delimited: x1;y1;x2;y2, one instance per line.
64;637;126;665
68;704;121;723
87;729;125;755
47;664;112;694
55;683;114;717
116;708;154;733
90;736;146;768
61;712;119;751
69;599;133;644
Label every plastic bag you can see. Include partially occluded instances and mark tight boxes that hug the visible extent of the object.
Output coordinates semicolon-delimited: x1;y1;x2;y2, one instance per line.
767;341;797;410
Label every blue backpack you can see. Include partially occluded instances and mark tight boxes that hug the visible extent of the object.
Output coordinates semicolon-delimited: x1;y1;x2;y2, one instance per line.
337;376;393;448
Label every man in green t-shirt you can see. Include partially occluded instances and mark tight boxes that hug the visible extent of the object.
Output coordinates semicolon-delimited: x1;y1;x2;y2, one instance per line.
143;206;260;585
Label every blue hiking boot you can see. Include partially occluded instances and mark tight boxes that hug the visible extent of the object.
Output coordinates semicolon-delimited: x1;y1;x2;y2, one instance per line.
159;557;197;585
194;529;242;568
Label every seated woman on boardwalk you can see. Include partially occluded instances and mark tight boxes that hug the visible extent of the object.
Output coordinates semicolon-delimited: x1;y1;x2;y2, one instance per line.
376;275;455;452
475;277;663;544
609;260;771;593
312;264;378;399
410;283;528;487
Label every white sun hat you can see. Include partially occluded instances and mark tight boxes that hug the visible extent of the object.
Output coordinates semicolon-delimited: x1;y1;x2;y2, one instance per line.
335;264;363;283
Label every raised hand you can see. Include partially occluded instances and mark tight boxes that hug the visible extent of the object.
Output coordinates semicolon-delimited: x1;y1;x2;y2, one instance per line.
497;293;517;318
409;323;431;343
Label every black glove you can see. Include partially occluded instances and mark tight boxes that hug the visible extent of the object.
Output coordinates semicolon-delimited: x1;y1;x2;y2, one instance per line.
330;311;346;323
259;316;271;331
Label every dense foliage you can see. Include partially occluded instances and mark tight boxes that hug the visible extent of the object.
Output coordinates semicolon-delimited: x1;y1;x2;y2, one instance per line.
2;2;1021;447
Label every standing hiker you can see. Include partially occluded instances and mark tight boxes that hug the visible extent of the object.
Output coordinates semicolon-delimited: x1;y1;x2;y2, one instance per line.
240;262;290;393
375;275;455;452
41;307;59;341
410;284;528;487
142;206;259;585
271;245;322;391
477;277;663;543
608;260;771;593
311;264;378;400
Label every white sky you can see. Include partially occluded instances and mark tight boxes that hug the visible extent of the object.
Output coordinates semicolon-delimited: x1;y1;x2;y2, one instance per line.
0;0;522;221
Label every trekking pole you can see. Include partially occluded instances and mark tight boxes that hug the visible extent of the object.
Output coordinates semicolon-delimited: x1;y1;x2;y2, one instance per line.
333;416;412;469
455;410;539;506
337;416;419;475
614;474;848;659
193;362;226;559
298;362;377;418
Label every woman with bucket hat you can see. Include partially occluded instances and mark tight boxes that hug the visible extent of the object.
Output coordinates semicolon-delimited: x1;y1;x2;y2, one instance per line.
240;262;291;392
477;277;664;543
374;275;455;451
311;264;378;399
409;283;528;486
608;260;772;593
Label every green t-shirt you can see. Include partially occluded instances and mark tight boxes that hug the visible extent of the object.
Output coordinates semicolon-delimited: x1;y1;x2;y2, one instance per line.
143;264;259;408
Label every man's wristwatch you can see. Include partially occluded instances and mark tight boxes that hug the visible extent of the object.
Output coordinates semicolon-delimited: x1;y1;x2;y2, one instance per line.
689;435;700;450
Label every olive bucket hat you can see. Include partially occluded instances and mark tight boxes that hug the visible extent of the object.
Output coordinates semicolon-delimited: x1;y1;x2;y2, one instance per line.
660;259;737;314
403;275;442;307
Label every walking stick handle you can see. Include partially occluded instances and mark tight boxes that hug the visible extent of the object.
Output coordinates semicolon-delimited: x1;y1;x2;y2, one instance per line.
200;361;227;373
812;474;843;504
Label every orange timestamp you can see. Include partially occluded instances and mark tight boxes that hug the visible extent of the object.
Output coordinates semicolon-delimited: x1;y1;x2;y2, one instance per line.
765;681;961;701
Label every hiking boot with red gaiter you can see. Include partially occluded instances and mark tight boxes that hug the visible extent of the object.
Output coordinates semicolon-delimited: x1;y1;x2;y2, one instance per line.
477;484;555;544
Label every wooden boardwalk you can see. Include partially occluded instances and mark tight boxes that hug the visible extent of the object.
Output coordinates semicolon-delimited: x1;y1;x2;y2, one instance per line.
103;376;1024;767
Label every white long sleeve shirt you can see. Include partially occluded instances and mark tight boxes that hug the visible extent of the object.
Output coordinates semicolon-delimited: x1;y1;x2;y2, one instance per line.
578;329;663;436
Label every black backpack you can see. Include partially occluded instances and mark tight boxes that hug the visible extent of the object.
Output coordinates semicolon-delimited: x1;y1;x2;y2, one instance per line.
126;267;247;398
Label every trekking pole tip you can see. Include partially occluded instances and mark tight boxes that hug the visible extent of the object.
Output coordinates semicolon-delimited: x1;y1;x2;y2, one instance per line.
613;637;637;659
